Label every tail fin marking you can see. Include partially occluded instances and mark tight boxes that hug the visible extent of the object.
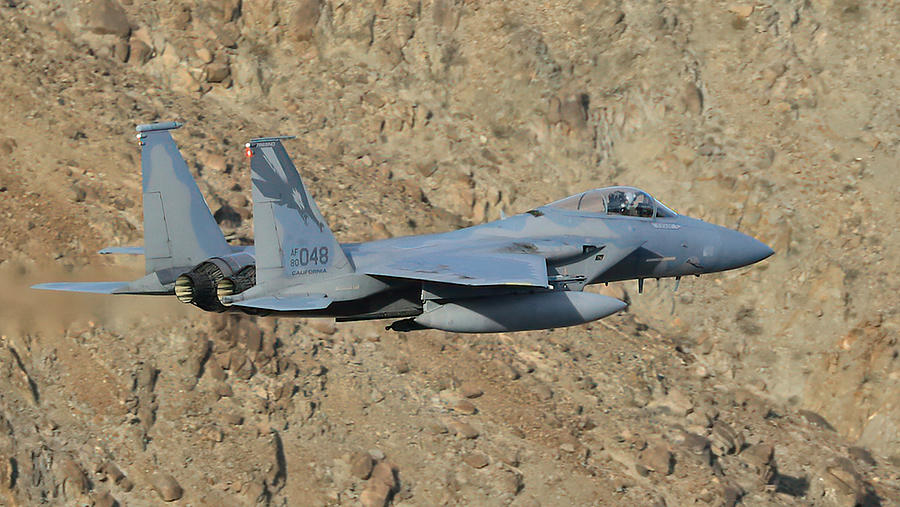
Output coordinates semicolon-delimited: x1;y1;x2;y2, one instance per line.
248;138;353;285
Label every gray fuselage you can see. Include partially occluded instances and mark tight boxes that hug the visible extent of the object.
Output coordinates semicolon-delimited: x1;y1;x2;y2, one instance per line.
265;204;773;322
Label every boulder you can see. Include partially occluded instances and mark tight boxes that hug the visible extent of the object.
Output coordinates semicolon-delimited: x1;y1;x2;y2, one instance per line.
463;452;489;469
740;442;776;484
129;39;152;64
710;421;743;456
798;409;835;431
560;95;589;131
360;462;398;507
498;471;523;495
639;444;674;475
0;456;15;490
58;458;88;498
112;40;129;62
199;151;228;173
309;319;337;335
214;381;233;398
532;383;553;401
683;82;703;115
452;399;477;415
370;462;397;490
100;461;125;484
350;451;374;480
205;63;231;83
152;473;183;502
92;490;118;507
460;382;483;399
360;481;391;507
848;447;876;466
0;137;17;156
221;412;243;426
490;359;520;380
720;482;744;507
449;421;479;439
81;0;131;37
171;68;201;94
186;339;211;378
291;0;322;42
809;458;870;507
649;388;693;417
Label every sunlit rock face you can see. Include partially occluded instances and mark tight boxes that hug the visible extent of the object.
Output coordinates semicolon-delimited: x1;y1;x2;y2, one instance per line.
0;0;897;504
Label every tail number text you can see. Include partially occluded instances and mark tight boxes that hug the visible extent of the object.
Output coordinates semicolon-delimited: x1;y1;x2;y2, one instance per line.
289;247;329;267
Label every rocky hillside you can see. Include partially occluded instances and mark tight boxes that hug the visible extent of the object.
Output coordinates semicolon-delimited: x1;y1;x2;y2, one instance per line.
0;0;897;505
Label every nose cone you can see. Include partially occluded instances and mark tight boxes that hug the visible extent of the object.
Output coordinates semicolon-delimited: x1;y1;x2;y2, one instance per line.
710;228;774;272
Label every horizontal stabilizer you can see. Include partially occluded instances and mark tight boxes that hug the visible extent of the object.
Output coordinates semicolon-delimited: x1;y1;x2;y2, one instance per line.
31;282;130;294
231;295;332;312
364;253;549;288
97;245;254;256
32;272;174;295
99;246;145;255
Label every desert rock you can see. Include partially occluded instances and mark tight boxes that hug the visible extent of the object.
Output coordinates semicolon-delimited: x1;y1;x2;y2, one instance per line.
639;444;674;475
452;399;477;415
0;1;898;505
460;382;484;399
152;474;183;502
449;421;480;439
463;452;489;469
710;421;743;456
351;451;374;480
80;0;131;37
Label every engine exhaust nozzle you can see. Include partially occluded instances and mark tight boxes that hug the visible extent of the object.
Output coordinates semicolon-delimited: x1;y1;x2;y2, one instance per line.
174;274;194;304
217;278;235;306
216;265;256;306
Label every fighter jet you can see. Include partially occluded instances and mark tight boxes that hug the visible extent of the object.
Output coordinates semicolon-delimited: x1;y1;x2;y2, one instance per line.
33;122;773;333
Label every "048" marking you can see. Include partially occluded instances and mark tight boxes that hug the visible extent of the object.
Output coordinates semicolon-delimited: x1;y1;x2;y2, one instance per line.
288;247;329;267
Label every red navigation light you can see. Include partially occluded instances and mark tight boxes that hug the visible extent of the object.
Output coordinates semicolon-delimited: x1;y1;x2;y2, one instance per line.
245;147;253;158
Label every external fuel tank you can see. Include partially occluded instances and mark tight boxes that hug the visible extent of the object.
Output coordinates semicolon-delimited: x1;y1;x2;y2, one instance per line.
411;291;627;333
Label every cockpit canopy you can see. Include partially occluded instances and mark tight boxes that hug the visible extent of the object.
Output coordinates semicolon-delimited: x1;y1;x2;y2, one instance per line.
545;186;677;218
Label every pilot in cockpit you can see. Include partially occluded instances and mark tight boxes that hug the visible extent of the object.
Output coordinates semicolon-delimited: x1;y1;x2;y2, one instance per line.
606;190;629;215
608;189;654;217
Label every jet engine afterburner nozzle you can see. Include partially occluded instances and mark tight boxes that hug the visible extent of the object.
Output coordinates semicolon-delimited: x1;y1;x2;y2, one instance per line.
216;278;234;304
173;253;255;312
176;261;227;312
217;265;256;306
174;275;195;303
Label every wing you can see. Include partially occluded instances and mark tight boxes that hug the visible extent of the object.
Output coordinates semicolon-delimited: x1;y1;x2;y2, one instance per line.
231;294;332;311
31;282;131;294
364;253;549;288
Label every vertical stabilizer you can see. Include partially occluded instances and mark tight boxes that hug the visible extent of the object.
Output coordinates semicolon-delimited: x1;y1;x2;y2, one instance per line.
137;122;230;280
247;137;353;285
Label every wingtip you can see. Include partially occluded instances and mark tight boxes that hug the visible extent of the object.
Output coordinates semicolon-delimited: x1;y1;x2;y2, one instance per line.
248;135;297;144
97;246;144;255
136;121;183;133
